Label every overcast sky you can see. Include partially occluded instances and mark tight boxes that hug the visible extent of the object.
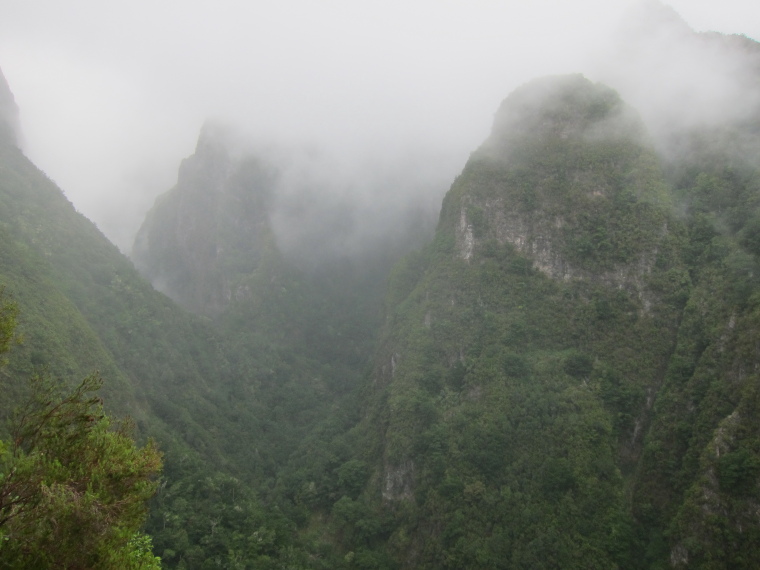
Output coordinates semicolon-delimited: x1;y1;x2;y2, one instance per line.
1;0;758;251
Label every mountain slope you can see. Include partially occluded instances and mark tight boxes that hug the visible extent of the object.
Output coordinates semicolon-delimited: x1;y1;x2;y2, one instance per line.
301;73;760;569
349;74;683;569
0;103;251;470
0;78;344;567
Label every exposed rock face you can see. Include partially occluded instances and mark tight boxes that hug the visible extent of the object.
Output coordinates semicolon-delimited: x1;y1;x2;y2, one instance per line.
0;67;20;147
132;124;276;316
132;123;442;318
382;460;415;502
446;75;669;308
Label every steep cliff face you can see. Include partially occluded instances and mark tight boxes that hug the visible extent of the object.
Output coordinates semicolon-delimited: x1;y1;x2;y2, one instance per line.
445;75;670;306
133;124;277;316
132;123;440;329
131;124;445;422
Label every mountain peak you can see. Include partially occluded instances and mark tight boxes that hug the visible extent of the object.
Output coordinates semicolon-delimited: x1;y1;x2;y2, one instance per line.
441;75;666;286
485;74;644;155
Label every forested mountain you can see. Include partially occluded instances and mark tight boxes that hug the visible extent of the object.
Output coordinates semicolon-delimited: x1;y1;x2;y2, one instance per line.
0;105;231;459
0;67;332;567
2;5;760;569
310;72;760;568
0;66;430;567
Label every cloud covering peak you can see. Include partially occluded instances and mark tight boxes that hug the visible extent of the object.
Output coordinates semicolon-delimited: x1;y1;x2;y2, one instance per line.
0;1;758;250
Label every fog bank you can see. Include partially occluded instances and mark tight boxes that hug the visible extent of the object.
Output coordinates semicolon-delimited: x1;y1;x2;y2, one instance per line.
0;1;758;250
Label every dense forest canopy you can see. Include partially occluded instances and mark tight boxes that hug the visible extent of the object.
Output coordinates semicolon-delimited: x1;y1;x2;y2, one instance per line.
0;293;162;568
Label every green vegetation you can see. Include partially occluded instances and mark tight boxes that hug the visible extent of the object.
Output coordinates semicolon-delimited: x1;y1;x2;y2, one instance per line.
288;74;760;568
0;294;162;568
2;39;760;569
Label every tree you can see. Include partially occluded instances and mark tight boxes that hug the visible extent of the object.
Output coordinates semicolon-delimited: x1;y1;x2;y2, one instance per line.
0;292;162;568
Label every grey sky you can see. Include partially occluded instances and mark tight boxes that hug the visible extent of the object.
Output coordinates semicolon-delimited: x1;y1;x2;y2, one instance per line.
1;0;758;251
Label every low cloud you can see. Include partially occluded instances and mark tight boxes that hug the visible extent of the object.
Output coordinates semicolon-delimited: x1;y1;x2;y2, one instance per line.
0;1;758;251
